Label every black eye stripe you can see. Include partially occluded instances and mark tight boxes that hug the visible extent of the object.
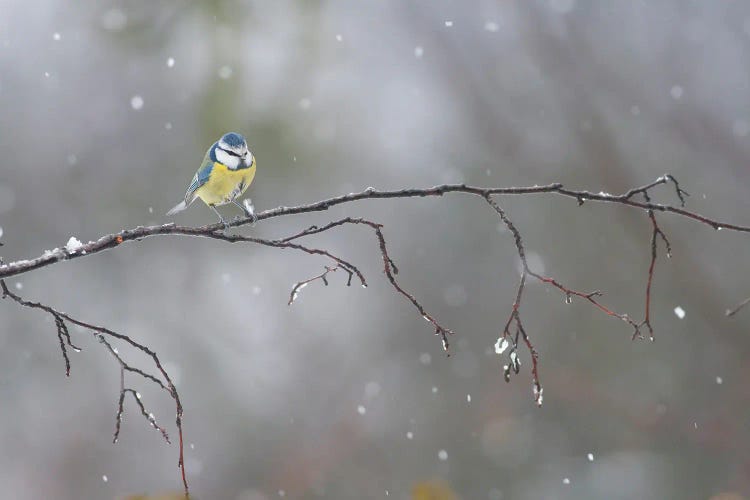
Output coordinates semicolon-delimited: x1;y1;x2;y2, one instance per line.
220;147;242;158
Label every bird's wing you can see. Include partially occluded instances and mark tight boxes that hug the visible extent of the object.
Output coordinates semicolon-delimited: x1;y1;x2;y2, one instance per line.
184;159;214;201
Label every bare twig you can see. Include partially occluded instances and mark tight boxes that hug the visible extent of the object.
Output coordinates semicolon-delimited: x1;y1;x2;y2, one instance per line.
726;296;750;317
0;279;188;497
98;335;171;444
288;265;352;305
482;175;682;405
280;217;452;351
634;190;672;340
206;230;367;288
483;195;543;405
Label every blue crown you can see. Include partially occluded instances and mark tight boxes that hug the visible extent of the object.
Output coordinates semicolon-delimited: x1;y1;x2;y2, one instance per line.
221;132;246;147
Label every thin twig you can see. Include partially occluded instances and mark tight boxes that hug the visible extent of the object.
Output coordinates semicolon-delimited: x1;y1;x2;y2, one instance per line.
726;296;750;317
483;195;543;405
0;279;188;497
288;265;353;305
634;190;672;340
482;179;677;405
98;335;171;444
205;231;367;288
282;217;452;351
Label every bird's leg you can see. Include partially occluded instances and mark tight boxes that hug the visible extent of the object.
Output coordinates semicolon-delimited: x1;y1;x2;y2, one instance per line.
210;205;230;231
232;199;257;224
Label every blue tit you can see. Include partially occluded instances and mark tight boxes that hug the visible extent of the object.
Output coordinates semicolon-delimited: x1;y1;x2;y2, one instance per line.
167;132;257;227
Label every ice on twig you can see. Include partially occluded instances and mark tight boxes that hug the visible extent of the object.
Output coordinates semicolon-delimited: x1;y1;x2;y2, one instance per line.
494;337;509;354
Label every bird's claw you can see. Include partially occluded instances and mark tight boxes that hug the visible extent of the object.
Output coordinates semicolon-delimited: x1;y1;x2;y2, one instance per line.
215;219;230;233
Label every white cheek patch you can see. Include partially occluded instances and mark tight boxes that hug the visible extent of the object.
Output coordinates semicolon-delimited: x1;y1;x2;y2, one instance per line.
215;148;240;169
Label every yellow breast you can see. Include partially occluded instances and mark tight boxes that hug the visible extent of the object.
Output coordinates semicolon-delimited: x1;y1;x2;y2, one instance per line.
195;161;256;206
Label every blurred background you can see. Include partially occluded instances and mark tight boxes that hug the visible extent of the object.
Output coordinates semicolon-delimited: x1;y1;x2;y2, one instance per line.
1;1;750;499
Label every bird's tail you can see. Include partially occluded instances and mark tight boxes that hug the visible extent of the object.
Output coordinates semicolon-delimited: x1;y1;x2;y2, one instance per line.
166;200;188;216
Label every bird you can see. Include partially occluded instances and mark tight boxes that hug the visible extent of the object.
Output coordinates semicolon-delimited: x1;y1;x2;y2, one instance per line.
167;132;257;228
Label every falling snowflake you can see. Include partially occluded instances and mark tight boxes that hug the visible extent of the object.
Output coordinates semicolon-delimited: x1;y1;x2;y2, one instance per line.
218;66;233;79
130;95;144;110
673;306;685;319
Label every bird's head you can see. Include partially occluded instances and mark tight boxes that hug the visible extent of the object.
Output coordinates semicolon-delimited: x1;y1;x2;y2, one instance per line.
215;132;253;169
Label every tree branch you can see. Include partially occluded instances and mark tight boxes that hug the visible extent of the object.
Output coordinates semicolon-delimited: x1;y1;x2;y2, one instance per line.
726;296;750;317
1;175;745;281
0;278;188;495
2;173;749;497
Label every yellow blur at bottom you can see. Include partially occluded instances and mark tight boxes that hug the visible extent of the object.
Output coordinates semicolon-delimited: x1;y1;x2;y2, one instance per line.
122;493;186;500
411;479;459;500
119;480;459;500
